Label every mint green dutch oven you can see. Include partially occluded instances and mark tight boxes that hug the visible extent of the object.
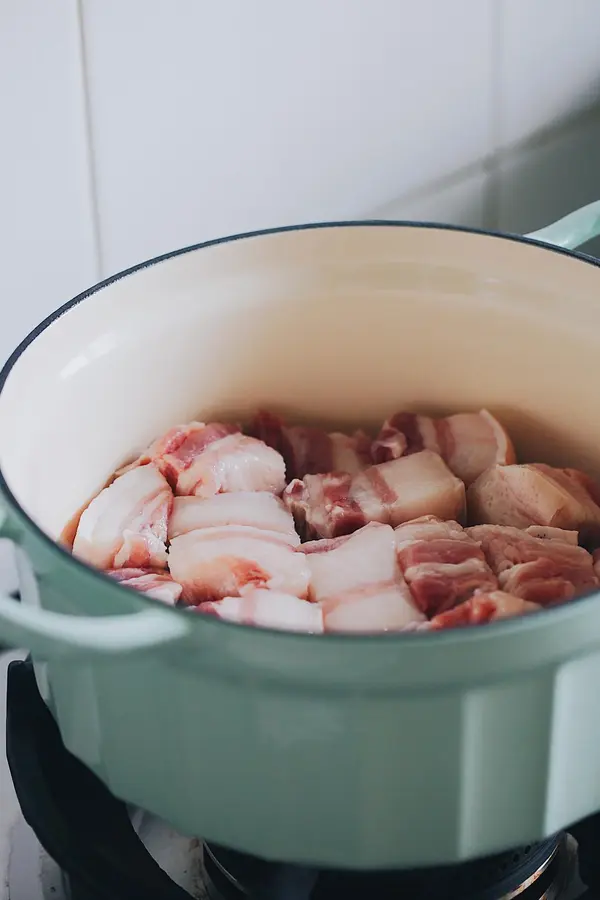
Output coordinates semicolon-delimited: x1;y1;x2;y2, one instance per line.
2;204;600;869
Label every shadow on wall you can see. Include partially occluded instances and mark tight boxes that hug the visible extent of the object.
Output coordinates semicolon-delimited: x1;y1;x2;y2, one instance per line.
369;98;600;259
496;100;600;258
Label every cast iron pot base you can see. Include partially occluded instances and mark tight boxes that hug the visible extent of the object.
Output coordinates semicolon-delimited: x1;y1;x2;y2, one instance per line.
6;659;600;899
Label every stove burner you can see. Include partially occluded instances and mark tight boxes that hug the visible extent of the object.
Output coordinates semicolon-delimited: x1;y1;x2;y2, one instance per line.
202;836;567;899
4;658;600;899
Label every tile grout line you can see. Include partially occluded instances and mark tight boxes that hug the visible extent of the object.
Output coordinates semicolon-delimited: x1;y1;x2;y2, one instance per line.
74;0;104;281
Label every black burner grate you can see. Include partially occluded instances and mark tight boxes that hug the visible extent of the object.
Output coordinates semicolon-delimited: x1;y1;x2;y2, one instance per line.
5;658;600;899
6;659;191;900
202;837;562;899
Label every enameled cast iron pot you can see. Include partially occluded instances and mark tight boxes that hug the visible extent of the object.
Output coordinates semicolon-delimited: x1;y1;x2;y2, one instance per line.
2;204;600;870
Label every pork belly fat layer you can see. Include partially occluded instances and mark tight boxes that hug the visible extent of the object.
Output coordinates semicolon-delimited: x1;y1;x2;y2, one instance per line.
302;522;424;633
168;526;310;603
168;492;298;541
198;589;324;633
177;434;287;497
72;464;172;570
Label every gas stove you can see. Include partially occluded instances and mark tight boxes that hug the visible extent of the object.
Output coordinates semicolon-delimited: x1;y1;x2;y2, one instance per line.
3;657;600;900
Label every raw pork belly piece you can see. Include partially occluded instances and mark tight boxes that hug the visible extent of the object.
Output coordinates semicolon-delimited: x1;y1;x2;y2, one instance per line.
168;492;299;543
467;463;600;543
467;524;598;605
302;522;424;632
72;464;172;570
394;516;498;616
107;568;182;604
118;421;238;479
441;410;516;486
119;421;286;497
284;450;465;539
430;590;540;629
252;410;371;479
175;433;286;498
168;526;310;604
372;409;515;485
197;589;323;633
284;472;365;539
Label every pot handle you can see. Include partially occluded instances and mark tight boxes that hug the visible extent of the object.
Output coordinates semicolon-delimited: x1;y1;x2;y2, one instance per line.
0;516;190;661
0;593;189;660
525;199;600;250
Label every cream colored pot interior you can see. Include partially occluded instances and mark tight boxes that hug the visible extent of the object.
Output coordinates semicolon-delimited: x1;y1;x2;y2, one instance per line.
2;224;600;540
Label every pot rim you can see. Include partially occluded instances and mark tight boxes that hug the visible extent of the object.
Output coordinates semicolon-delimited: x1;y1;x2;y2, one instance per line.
3;217;600;645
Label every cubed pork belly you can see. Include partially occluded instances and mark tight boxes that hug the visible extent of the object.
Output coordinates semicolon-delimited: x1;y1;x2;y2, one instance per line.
467;463;600;543
196;589;323;633
176;433;286;497
441;410;516;485
168;492;299;543
429;591;540;629
284;472;366;540
168;526;310;604
251;410;371;479
284;450;465;539
467;524;598;605
372;412;430;463
394;516;498;616
72;464;172;570
118;421;286;497
107;568;182;604
302;522;424;632
117;421;238;479
372;409;515;485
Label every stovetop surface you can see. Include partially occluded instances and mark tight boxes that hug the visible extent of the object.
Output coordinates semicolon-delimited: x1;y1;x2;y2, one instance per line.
2;824;589;900
2;812;590;900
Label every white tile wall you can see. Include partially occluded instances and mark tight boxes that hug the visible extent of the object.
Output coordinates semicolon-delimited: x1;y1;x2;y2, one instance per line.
0;0;99;365
498;0;600;149
366;165;490;229
497;114;600;253
2;0;600;364
81;0;494;275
